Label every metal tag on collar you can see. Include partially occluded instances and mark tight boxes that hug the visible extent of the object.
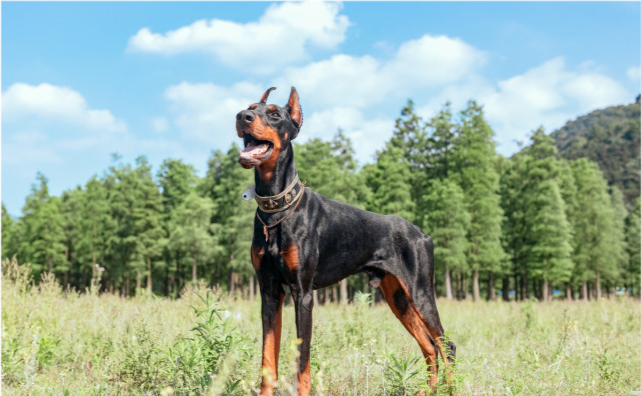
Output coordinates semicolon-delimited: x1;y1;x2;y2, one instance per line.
242;186;256;201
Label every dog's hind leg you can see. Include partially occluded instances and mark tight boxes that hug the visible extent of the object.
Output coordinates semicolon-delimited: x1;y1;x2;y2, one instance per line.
412;237;457;393
380;273;439;394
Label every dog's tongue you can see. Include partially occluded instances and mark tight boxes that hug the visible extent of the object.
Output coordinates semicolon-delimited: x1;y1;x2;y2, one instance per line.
240;142;269;158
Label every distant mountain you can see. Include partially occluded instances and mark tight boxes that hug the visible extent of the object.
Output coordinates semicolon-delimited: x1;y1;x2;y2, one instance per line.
550;97;640;208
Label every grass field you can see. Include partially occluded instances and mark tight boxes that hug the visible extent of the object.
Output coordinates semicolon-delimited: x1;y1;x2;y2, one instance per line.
2;258;640;396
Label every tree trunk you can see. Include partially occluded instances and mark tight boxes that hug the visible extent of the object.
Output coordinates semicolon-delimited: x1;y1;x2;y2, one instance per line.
566;283;573;300
136;270;142;292
445;268;453;300
581;280;588;300
323;288;329;305
456;271;463;300
249;275;255;301
92;222;97;269
147;258;152;292
125;274;130;297
313;289;318;305
502;277;510;302
542;278;549;302
488;272;496;301
595;271;602;299
228;271;236;295
472;269;480;302
192;249;199;285
340;280;348;305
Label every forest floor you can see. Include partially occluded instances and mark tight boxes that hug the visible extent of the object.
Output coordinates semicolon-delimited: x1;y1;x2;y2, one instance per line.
2;260;640;396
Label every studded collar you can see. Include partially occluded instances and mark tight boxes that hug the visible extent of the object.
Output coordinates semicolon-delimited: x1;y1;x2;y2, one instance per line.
254;175;305;213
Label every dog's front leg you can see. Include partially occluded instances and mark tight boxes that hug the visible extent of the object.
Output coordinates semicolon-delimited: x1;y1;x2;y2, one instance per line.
291;286;314;396
259;280;285;396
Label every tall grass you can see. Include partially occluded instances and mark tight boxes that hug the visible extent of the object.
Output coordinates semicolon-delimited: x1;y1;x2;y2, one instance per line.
2;257;639;395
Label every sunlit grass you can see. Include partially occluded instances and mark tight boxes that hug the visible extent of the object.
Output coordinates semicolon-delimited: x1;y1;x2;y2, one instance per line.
2;257;639;395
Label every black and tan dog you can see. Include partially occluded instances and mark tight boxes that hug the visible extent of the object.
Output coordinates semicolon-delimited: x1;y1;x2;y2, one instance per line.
236;87;455;396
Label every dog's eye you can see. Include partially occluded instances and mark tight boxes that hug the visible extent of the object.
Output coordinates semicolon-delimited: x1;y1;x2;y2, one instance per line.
270;112;281;119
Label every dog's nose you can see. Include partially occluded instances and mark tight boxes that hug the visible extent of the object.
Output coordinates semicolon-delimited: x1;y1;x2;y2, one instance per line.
236;110;256;124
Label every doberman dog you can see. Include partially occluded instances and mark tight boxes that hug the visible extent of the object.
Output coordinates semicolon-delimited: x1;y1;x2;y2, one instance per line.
236;87;455;396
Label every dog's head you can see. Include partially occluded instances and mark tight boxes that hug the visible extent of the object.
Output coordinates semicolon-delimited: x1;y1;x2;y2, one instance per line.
236;87;302;170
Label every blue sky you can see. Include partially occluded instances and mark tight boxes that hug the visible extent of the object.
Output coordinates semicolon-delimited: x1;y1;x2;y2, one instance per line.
2;1;640;216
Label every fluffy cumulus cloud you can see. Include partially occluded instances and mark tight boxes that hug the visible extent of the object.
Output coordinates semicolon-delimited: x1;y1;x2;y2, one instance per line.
164;81;264;147
276;34;486;110
151;117;169;133
2;83;127;132
626;65;640;82
158;30;631;161
478;57;629;153
127;2;349;74
2;130;62;165
304;107;395;162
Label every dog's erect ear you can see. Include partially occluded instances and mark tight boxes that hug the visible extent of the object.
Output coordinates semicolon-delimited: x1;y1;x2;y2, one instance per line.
259;87;276;104
286;86;303;137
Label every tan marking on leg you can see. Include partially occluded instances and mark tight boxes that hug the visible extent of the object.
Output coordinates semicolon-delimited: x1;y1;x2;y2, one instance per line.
380;274;439;394
251;246;264;271
297;359;312;396
280;243;299;271
260;293;285;396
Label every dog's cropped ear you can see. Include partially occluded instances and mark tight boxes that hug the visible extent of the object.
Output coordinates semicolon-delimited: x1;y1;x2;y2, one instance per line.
286;86;303;138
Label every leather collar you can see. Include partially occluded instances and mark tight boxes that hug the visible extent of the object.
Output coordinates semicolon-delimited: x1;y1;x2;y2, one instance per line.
255;175;305;213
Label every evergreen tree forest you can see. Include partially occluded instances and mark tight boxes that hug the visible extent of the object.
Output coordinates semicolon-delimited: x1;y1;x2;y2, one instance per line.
2;99;639;302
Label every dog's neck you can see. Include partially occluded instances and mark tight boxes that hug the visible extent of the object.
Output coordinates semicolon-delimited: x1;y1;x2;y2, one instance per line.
255;143;298;197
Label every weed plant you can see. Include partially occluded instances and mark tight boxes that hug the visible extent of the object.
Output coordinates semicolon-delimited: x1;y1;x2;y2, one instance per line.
2;257;640;395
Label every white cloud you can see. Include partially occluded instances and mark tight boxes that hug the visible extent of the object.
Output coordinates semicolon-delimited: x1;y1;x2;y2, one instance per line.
164;81;263;147
384;35;487;88
626;65;640;82
415;57;631;155
276;34;486;110
160;79;394;163
2;130;62;165
151;117;169;133
127;2;350;74
2;83;127;132
303;107;395;163
481;58;629;154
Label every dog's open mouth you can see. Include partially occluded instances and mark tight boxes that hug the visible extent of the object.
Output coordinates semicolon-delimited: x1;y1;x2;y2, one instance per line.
238;134;274;169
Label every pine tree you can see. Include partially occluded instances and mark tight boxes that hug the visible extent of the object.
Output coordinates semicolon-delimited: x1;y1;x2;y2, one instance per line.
296;130;368;208
158;159;198;212
103;159;138;296
76;177;114;290
553;160;580;298
388;101;432;221
426;102;456;181
605;187;628;294
131;156;167;293
17;173;66;276
158;159;198;294
527;179;573;301
571;158;618;299
453;101;506;301
2;203;16;259
423;179;470;300
625;199;640;296
33;196;67;275
365;145;416;223
203;145;255;294
167;192;216;285
522;129;574;300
